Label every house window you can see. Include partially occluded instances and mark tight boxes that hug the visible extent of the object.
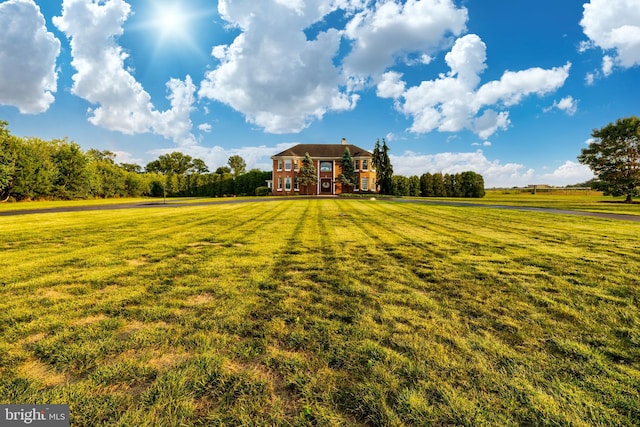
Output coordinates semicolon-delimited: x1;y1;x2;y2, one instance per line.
284;159;292;171
294;160;299;171
354;175;359;191
355;160;360;170
277;177;283;190
361;177;369;191
285;177;292;191
320;161;332;172
294;177;299;191
277;159;283;171
362;159;369;171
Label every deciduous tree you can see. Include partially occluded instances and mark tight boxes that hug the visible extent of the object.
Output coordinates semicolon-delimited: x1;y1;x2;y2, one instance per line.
228;155;246;177
191;158;209;174
146;152;194;175
432;172;446;197
12;138;57;200
578;116;640;203
459;171;485;198
0;120;17;200
420;172;434;197
52;140;90;199
409;175;420;196
391;175;410;196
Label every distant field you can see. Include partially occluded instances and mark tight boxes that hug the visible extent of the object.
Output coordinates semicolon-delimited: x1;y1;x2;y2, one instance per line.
456;190;640;216
1;199;638;425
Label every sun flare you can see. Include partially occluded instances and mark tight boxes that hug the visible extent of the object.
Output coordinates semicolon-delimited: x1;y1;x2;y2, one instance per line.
156;5;187;36
149;3;194;44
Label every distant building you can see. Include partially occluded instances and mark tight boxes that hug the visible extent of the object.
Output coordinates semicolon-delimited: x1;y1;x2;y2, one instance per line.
271;138;377;196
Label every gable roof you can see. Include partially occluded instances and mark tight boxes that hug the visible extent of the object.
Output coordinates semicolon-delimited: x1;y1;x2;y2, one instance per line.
272;144;372;159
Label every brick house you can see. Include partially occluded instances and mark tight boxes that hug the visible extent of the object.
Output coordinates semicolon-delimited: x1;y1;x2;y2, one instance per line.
271;139;377;196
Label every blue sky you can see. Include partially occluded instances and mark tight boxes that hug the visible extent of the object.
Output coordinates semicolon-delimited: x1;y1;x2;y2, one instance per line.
1;0;639;187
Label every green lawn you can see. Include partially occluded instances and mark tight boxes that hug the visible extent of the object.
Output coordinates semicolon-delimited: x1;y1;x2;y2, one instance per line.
0;199;638;425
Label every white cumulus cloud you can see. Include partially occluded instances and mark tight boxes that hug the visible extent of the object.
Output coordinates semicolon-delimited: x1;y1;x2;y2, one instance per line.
53;0;196;145
581;0;640;72
550;96;578;116
0;0;60;114
473;63;572;108
343;0;467;75
198;123;213;133
539;161;594;183
376;71;406;99
472;141;492;147
199;0;359;134
200;0;470;134
395;34;570;138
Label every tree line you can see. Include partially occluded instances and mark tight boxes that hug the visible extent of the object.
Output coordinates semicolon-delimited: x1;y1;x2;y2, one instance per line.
387;171;485;197
0;120;269;201
329;138;485;198
0;119;487;201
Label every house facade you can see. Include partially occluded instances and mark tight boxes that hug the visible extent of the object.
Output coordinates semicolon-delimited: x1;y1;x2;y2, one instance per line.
271;139;377;196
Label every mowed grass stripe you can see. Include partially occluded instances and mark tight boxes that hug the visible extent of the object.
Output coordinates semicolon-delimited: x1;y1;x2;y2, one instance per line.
343;200;640;424
0;202;286;286
0;199;638;425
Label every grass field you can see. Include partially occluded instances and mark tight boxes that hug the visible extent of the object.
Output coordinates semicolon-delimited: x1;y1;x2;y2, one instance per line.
446;190;640;216
1;199;639;425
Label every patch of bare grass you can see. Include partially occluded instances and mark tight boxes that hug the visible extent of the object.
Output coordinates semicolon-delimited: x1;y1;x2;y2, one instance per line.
17;358;69;387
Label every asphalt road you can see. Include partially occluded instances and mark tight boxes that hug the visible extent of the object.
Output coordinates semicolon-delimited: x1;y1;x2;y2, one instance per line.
1;197;639;222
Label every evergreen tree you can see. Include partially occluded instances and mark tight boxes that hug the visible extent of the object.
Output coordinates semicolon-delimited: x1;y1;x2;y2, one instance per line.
298;152;318;195
372;138;394;194
338;147;356;193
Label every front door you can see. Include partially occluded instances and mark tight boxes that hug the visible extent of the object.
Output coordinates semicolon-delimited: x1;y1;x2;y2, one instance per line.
320;178;332;194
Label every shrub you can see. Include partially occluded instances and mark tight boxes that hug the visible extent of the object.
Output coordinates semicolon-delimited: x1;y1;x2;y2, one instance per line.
255;186;271;196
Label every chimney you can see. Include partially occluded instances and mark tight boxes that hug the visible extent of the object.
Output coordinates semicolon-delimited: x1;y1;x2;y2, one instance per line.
341;137;347;145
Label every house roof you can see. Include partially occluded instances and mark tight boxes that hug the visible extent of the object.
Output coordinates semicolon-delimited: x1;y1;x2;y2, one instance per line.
272;144;373;159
